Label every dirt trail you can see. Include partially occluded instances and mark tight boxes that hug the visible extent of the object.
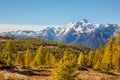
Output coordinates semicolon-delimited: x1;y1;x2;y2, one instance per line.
30;69;52;80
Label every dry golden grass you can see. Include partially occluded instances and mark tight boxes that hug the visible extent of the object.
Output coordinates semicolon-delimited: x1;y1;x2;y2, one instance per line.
78;69;120;80
0;68;120;80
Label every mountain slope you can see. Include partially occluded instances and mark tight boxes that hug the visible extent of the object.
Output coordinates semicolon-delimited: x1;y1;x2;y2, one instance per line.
0;19;120;49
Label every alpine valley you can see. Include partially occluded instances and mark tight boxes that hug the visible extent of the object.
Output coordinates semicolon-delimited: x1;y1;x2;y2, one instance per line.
0;19;120;49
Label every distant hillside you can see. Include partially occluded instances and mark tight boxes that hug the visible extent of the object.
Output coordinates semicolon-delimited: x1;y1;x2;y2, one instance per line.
0;36;13;40
0;37;91;56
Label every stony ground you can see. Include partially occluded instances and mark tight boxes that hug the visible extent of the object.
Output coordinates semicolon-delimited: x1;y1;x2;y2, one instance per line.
0;69;120;80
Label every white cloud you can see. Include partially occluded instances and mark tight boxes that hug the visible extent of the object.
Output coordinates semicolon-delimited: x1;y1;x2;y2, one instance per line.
0;24;51;33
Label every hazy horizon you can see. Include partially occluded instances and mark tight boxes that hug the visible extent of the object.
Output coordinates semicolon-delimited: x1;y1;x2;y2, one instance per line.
0;24;63;33
0;24;49;32
0;19;120;33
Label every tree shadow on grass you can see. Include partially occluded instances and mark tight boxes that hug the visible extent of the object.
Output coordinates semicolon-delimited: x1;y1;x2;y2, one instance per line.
6;69;38;76
5;69;51;77
93;69;119;76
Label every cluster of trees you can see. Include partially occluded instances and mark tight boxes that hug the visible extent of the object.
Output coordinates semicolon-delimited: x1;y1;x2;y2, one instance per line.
0;40;55;68
0;40;79;80
0;38;90;61
77;32;120;72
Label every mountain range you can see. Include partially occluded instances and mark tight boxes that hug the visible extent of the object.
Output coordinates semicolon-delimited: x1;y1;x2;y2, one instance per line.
0;19;120;49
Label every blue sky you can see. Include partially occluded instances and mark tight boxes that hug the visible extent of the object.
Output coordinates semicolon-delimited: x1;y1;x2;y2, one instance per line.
0;0;120;25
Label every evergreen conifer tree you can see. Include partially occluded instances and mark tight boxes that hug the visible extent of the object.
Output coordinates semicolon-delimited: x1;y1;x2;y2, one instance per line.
24;48;32;67
53;53;77;80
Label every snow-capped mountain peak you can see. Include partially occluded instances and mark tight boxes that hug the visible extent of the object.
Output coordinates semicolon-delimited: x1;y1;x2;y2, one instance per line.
0;19;120;49
64;19;96;33
79;19;89;23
